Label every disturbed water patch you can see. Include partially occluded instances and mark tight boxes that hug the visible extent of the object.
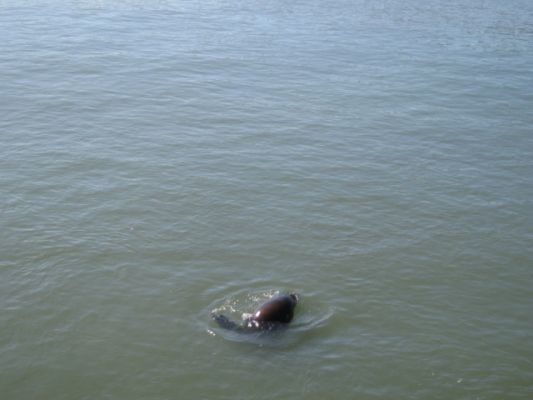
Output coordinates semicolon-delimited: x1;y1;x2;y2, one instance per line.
204;287;333;348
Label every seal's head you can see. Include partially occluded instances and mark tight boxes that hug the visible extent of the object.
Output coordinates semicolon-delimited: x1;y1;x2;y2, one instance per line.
251;293;299;324
212;292;300;332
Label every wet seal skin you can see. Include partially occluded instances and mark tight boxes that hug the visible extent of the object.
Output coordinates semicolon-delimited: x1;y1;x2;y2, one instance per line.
212;293;299;332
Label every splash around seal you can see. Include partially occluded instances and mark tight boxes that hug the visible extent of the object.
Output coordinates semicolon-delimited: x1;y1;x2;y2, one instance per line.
207;288;333;347
212;293;299;332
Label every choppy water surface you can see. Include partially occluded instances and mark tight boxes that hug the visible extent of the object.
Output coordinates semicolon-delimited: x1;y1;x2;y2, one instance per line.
1;0;533;399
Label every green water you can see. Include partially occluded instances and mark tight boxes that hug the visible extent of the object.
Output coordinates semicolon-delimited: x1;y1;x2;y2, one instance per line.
1;0;532;399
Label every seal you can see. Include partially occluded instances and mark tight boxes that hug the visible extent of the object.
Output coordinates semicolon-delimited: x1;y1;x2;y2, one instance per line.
212;293;299;332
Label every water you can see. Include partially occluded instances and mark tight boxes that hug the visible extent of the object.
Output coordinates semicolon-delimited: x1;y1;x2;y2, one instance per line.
1;0;532;398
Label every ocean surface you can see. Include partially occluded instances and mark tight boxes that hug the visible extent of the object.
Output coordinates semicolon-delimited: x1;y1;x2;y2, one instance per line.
1;0;532;399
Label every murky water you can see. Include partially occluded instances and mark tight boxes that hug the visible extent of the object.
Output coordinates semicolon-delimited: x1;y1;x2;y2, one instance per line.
1;0;532;399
